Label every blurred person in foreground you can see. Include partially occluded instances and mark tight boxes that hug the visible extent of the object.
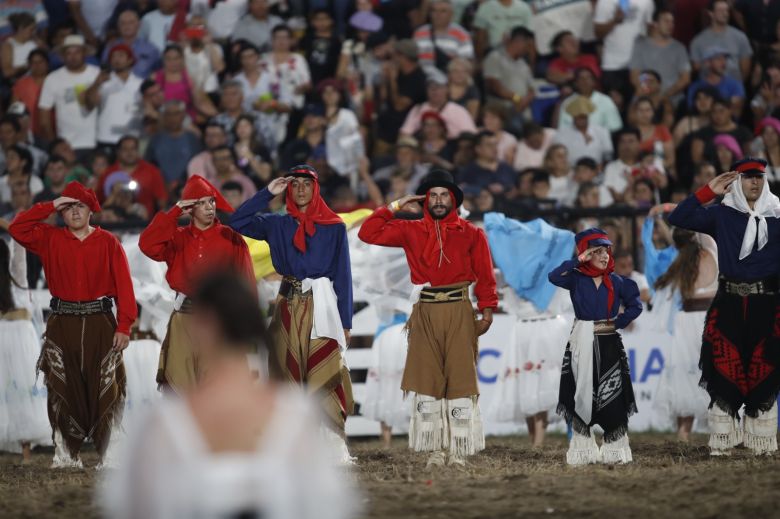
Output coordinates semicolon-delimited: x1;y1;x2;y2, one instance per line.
99;272;359;519
9;181;137;468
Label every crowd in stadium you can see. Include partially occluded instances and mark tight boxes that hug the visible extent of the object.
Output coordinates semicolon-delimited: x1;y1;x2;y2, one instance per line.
0;0;777;276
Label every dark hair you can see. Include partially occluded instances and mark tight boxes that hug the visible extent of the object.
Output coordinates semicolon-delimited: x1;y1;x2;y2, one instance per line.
613;248;632;261
532;170;550;184
633;177;655;193
614;126;641;146
310;7;331;18
205;120;227;134
0;239;20;314
232;114;257;141
0;116;21;133
652;7;673;22
221;181;244;193
655;228;701;299
48;137;69;154
272;24;292;37
117;135;139;148
711;96;731;109
576;181;598;206
573;67;596;82
508;26;534;41
7;145;33;174
192;272;267;350
550;30;573;51
575;157;598;170
9;12;35;32
27;48;49;65
634;95;655;110
162;43;184;57
522;122;543;139
640;69;662;83
212;144;237;163
238;41;260;55
45;154;67;170
709;0;729;10
475;130;495;146
140;78;158;95
483;102;508;124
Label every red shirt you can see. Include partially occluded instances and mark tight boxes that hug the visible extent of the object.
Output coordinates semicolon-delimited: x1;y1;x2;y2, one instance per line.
99;160;169;217
138;205;256;296
9;202;138;334
548;54;601;80
358;207;498;310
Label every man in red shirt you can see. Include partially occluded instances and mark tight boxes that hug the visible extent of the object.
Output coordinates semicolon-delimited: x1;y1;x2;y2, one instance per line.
139;175;255;394
358;169;497;467
99;135;168;216
9;181;137;469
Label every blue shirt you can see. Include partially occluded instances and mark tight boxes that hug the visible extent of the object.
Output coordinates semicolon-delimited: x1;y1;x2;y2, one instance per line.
548;259;642;329
687;76;745;107
102;38;161;78
641;217;677;291
144;131;203;184
669;192;780;281
229;188;353;329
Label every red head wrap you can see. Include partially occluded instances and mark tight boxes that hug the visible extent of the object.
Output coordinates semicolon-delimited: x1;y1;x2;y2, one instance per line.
576;232;615;319
182;175;234;213
61;181;101;212
285;169;342;253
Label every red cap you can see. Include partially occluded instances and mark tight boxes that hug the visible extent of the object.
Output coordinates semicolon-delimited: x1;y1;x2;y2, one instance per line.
421;110;446;127
108;43;135;64
61;181;101;212
182;175;234;213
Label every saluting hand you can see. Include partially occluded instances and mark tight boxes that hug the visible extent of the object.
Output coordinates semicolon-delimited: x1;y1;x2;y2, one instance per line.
578;247;599;263
268;177;292;196
176;199;198;215
389;194;425;211
53;196;80;210
708;171;739;196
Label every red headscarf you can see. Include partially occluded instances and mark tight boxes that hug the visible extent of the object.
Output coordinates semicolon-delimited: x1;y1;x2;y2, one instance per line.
285;170;342;253
421;189;463;268
62;181;101;212
576;233;615;318
182;175;234;213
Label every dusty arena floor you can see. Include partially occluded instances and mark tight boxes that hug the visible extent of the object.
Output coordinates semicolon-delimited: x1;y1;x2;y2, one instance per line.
1;433;779;518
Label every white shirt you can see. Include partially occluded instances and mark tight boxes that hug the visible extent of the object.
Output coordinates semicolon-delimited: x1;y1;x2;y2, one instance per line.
558;91;623;132
185;45;223;93
326;108;364;178
235;72;266;112
38;65;100;149
258;54;311;110
548;173;576;206
139;10;177;53
192;0;248;40
513;128;556;171
603;159;638;196
531;0;595;55
97;72;143;144
593;0;654;70
68;0;117;38
0;174;43;205
553;124;614;166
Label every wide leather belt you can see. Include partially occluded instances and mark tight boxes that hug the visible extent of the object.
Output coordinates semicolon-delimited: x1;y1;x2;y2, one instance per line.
50;297;112;315
279;276;309;299
720;276;778;296
682;298;713;312
593;320;616;335
419;286;468;303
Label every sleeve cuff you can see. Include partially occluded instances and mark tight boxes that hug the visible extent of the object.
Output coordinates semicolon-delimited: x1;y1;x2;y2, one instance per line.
694;185;717;204
168;205;183;217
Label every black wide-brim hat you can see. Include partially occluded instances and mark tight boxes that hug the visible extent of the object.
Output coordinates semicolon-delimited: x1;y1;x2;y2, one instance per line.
415;169;464;207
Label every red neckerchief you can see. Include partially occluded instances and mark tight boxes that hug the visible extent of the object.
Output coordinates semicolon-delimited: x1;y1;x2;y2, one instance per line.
285;179;342;253
421;190;464;268
576;233;615;318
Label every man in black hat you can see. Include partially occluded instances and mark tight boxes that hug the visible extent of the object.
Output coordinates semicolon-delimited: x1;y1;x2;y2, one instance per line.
359;169;498;467
669;157;780;455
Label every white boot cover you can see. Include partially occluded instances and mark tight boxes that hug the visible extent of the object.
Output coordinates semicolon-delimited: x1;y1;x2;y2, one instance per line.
566;429;601;465
446;396;484;459
409;394;446;452
600;433;632;464
744;403;778;455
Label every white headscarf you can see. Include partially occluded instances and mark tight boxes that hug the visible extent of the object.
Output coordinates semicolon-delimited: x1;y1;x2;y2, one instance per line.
722;175;780;260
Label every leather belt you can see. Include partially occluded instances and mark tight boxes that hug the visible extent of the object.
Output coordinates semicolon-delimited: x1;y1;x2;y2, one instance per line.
720;276;778;296
593;320;616;335
50;297;112;315
682;298;713;312
279;276;309;299
419;286;468;303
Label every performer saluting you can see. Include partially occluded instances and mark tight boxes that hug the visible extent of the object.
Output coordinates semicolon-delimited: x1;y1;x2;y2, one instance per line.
139;175;255;394
358;169;497;467
669;158;780;455
9;181;137;468
229;165;354;462
549;229;642;465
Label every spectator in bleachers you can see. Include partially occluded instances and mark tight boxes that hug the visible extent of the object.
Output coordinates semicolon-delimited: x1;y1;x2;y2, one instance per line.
673;84;717;147
482;26;535;130
629;70;675;129
713;133;744;174
0;116;37;176
10;49;49;143
231;0;283;54
180;14;225;96
458;130;516;196
447;58;480;122
593;0;655;111
210;145;256;205
546;30;601;87
34;154;68;203
232;114;273;187
400;69;477;139
139;0;178;54
3;105;47;175
531;169;556;210
574;181;601;231
1;12;40;81
513;122;556;171
573;156;614;207
302;9;342;86
690;0;752;82
86;44;143;148
529;0;595;57
336;11;385;97
691;161;717;191
103;135;168;217
145;100;203;191
187;121;227;184
689;97;751;168
0;145;41;210
629;8;691;108
603;127;642;202
0;179;33;226
614;249;651;303
753;117;780;189
558;67;622;132
279;104;327;171
481;102;516;164
100;170;148;224
632;96;674;174
220;180;245;211
472;0;533;59
627;175;656;210
38;34;100;161
687;46;746;119
67;0;117;47
321;79;364;182
156;44;217;123
48;137;91;185
542;143;576;205
213;80;251;143
419;111;454;171
372;136;429;194
414;0;473;74
102;8;160;79
234;42;265;112
735;0;780;68
554;95;613;167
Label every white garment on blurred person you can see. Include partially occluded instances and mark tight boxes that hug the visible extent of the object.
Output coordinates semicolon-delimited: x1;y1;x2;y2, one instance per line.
97;72;143;144
99;388;359;519
38;63;100;150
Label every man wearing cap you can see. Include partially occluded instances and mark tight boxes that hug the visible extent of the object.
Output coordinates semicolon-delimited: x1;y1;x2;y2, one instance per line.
85;43;144;147
9;181;136;468
358;169;497;466
229;165;355;462
140;175;255;394
102;8;160;79
687;46;746;118
400;69;477;140
690;0;752;82
39;35;100;158
553;95;613;167
669;158;780;456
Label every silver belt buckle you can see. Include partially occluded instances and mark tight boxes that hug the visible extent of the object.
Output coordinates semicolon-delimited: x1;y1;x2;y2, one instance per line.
734;283;752;297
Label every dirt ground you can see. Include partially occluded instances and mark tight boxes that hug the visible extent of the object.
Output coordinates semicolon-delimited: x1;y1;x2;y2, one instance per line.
2;433;779;519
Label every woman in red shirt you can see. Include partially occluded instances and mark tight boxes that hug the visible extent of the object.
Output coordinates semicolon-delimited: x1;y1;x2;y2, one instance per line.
10;49;49;140
634;96;675;175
